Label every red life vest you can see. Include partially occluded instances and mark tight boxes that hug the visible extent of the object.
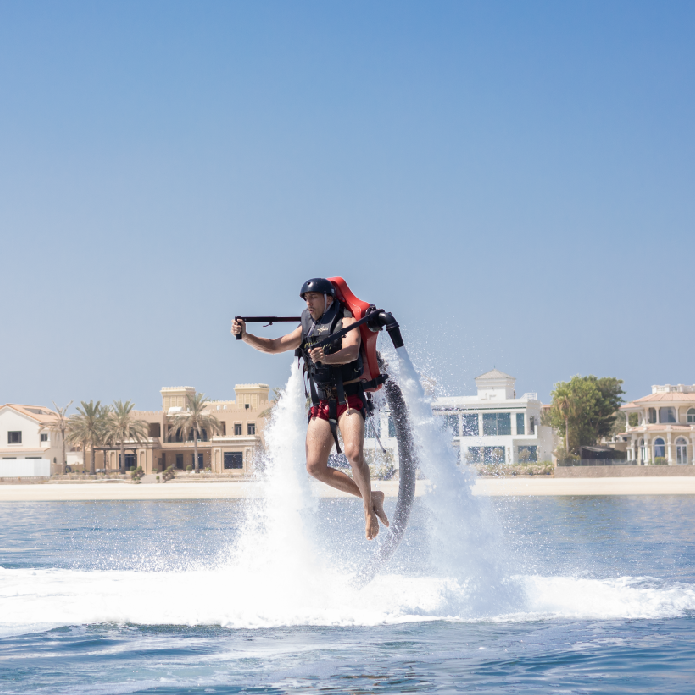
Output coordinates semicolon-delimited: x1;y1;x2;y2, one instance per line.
327;277;384;393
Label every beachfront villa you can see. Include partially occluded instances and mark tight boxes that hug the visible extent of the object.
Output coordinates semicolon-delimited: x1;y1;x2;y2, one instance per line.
618;384;695;465
101;384;273;476
0;404;62;476
8;384;273;477
431;369;555;465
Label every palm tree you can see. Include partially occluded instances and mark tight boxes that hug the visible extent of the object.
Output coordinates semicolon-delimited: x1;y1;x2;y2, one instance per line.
168;393;222;473
105;400;149;473
67;401;109;475
43;401;73;475
556;394;575;457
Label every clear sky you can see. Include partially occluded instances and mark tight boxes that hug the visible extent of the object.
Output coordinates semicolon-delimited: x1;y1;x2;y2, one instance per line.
1;0;693;411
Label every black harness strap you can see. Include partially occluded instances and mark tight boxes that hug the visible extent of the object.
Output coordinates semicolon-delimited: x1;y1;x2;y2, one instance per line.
334;368;346;406
328;399;341;454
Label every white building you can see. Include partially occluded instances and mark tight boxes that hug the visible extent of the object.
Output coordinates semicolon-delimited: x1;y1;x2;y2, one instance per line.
431;369;555;464
618;384;695;465
0;404;63;476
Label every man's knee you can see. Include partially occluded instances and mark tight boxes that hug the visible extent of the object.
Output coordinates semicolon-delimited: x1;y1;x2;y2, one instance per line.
306;459;327;480
343;442;362;465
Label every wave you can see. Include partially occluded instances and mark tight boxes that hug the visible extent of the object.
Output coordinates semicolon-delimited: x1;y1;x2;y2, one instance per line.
1;566;693;635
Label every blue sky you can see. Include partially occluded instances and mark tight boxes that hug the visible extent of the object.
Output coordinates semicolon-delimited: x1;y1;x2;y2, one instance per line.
1;1;693;410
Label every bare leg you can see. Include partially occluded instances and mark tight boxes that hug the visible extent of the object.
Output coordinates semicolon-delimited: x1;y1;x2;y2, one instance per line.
371;491;390;528
306;412;389;540
339;409;380;540
306;416;362;497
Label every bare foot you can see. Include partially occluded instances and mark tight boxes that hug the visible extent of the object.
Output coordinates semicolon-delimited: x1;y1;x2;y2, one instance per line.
365;510;380;540
371;491;390;528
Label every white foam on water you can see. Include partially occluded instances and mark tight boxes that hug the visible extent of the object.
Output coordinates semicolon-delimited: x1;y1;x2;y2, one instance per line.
2;566;694;632
518;575;695;620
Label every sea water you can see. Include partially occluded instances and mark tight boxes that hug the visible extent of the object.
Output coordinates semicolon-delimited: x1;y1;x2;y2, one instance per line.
2;362;695;693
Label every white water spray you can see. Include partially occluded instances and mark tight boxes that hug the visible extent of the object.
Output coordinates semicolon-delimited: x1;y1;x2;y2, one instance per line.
393;346;523;615
231;361;318;581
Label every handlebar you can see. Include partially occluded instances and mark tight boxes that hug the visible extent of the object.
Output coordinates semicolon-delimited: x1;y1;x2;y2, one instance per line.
234;316;301;339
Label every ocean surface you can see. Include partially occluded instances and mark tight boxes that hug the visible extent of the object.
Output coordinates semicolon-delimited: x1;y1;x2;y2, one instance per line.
1;495;695;694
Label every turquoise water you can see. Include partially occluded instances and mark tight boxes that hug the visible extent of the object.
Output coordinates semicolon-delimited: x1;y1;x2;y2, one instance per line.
1;495;695;693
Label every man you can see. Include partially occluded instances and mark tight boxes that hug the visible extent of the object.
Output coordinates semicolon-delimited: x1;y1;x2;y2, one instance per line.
232;278;389;540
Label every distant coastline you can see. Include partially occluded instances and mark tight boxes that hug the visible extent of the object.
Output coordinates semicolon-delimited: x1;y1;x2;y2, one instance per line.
2;477;695;502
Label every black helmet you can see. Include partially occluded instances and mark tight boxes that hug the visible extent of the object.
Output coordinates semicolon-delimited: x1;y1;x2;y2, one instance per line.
300;278;335;299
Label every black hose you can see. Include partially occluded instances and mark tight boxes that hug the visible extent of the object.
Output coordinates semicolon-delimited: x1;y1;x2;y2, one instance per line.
355;358;418;586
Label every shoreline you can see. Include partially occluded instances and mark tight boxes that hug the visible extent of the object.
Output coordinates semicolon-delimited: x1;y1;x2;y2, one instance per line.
1;477;695;501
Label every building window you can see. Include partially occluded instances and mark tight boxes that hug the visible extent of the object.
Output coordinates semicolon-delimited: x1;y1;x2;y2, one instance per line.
659;407;676;423
234;423;242;436
176;454;184;469
518;445;537;462
676;438;688;465
462;414;479;436
247;423;256;436
465;447;481;463
516;413;525;435
688;409;695;423
224;452;243;469
482;413;511;436
148;423;161;438
648;408;657;424
483;446;505;463
639;438;647;462
192;453;203;468
654;438;666;460
220;422;226;436
40;433;48;442
121;453;137;470
7;432;21;444
441;415;459;436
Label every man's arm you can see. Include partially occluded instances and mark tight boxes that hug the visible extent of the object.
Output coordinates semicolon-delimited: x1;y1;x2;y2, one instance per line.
232;319;303;353
308;316;361;365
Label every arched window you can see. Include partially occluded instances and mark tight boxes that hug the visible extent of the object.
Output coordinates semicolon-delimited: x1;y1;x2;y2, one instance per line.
639;438;647;462
676;437;688;465
688;408;695;423
654;437;666;460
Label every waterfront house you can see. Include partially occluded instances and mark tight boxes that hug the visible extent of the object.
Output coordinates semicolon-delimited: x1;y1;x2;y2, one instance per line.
618;384;695;464
431;369;555;464
0;404;63;475
69;384;272;476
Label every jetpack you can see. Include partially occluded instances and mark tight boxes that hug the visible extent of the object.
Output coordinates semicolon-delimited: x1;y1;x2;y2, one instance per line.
236;277;418;584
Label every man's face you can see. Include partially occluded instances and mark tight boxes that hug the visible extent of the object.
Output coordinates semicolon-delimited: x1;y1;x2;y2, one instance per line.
304;292;331;320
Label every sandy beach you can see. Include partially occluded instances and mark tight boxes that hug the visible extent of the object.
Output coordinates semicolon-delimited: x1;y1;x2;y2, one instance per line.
2;476;695;502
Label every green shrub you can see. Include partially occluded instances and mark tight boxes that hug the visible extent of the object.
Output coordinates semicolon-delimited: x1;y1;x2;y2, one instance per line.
130;466;144;483
653;457;668;466
162;466;176;482
186;464;193;472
